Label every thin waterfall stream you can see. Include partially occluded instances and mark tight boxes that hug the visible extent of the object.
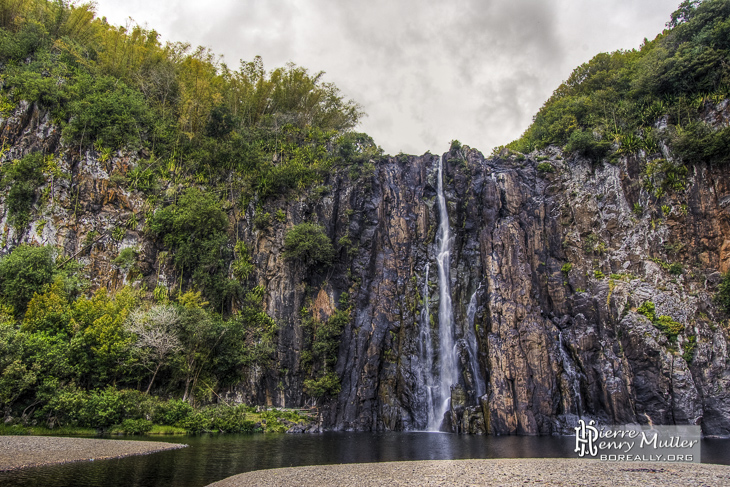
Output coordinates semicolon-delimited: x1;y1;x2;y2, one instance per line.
466;285;485;399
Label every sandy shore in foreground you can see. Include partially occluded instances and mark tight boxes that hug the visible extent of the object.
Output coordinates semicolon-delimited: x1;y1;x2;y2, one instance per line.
206;458;730;487
0;435;186;471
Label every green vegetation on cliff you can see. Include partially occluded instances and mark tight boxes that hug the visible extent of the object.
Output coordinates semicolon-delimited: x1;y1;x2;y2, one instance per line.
0;0;371;432
0;244;289;432
0;0;381;203
508;0;730;167
0;0;379;307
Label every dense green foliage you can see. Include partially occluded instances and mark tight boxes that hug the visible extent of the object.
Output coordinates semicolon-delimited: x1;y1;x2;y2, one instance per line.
300;294;350;399
147;187;240;312
0;244;281;431
715;272;730;313
0;0;383;317
283;223;335;269
0;1;377;430
0;153;46;233
0;0;368;195
508;0;730;168
0;244;56;314
636;301;684;342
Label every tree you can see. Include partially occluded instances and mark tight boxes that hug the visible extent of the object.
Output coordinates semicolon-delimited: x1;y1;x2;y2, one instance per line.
667;0;701;28
0;244;56;315
147;187;238;312
0;311;39;413
283;223;334;269
175;305;224;403
62;74;154;150
127;305;182;394
0;153;46;233
72;287;136;387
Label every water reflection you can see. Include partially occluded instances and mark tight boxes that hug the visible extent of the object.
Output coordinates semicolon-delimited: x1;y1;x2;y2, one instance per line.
0;433;727;487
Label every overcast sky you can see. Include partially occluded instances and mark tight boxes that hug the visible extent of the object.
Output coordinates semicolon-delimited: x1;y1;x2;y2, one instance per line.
93;0;681;156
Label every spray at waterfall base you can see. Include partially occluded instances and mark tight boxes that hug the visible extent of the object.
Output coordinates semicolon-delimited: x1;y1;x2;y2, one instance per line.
574;420;701;463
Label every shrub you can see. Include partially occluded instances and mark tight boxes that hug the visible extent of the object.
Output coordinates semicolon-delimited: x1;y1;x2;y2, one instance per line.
564;130;611;162
655;315;683;341
642;158;688;197
682;335;697;364
46;387;136;431
0;20;48;61
633;203;643;217
715;272;730;313
147;188;238;311
561;263;573;273
283;223;334;268
672;122;730;165
537;162;555;173
254;211;271;230
0;244;56;314
121;418;153;435
0;152;46;232
669;263;683;275
62;75;153;150
338;234;352;248
152;399;194;426
336;132;381;164
303;371;341;398
637;301;656;322
113;248;138;270
182;404;256;434
582;232;599;253
232;241;254;281
637;300;683;341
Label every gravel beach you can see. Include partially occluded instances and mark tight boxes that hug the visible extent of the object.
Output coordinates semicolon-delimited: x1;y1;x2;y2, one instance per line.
0;436;186;471
206;458;730;487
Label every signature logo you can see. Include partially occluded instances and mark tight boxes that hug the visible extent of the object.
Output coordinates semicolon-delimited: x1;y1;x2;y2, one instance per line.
572;419;700;462
574;419;598;457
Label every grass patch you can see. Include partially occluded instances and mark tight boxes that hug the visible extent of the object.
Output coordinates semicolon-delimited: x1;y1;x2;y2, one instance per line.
0;424;98;436
148;424;188;435
108;424;187;435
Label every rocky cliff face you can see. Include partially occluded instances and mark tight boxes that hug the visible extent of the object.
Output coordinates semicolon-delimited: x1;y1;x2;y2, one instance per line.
320;146;730;436
3;101;730;436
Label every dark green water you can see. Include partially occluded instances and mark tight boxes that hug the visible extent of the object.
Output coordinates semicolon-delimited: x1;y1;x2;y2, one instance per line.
1;433;729;487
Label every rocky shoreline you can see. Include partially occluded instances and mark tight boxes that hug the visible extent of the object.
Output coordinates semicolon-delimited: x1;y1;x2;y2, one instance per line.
0;436;186;471
205;458;730;487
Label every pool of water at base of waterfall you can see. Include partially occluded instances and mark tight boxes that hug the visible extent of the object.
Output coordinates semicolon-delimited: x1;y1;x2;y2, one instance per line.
2;432;729;487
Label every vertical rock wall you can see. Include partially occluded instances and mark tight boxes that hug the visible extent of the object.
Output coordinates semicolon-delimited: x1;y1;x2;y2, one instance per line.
2;102;730;435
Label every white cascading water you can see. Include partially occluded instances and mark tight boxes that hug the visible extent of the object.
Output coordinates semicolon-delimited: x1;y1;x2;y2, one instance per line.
558;330;582;416
465;285;485;399
417;264;436;428
430;155;458;430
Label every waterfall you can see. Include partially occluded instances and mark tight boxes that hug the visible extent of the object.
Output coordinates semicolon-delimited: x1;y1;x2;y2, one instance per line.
558;330;582;416
466;285;485;399
417;263;435;428
431;155;458;430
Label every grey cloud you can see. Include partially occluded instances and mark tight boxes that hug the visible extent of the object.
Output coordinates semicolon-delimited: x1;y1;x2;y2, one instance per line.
94;0;681;155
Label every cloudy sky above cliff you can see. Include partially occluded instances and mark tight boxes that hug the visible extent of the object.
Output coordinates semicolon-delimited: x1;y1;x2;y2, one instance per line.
94;0;681;155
